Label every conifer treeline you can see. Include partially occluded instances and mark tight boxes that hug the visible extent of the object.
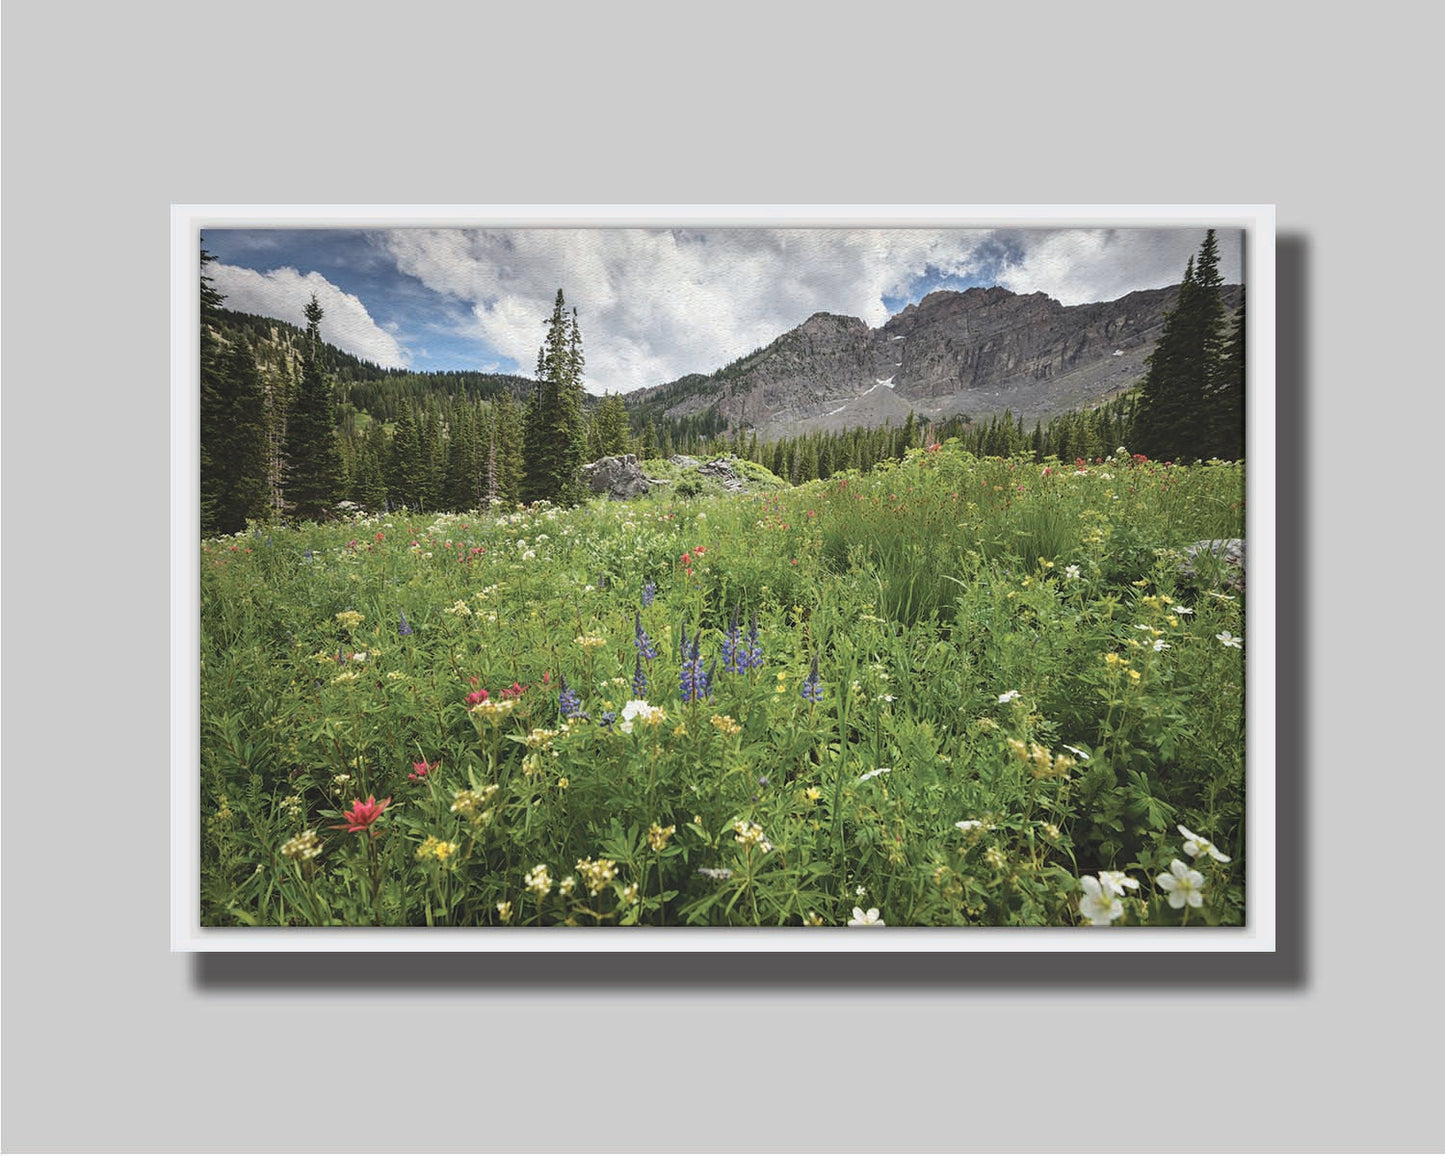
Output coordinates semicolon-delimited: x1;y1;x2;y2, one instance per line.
200;237;1244;536
1129;229;1245;463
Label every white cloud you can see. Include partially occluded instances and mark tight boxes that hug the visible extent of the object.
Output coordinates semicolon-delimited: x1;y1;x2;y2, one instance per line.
207;263;410;369
378;226;1244;394
994;228;1245;304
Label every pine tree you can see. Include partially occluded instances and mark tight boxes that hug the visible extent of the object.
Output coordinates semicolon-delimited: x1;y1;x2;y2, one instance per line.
590;392;631;458
638;419;658;461
352;422;389;511
492;389;525;505
386;406;425;509
1207;290;1246;461
199;248;272;534
442;405;481;510
1130;230;1232;462
281;295;343;521
521;290;590;505
199;246;226;533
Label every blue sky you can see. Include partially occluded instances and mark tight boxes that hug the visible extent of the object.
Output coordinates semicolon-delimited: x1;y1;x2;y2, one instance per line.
202;225;1243;395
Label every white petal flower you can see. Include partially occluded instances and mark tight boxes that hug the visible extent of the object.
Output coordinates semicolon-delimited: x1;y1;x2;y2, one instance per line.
1216;631;1243;649
1061;744;1090;761
955;819;989;832
1171;605;1194;615
848;907;885;926
1156;859;1206;908
1177;825;1231;863
1065;564;1081;580
1152;638;1170;652
1078;876;1123;925
857;767;892;783
997;690;1022;704
1098;870;1139;895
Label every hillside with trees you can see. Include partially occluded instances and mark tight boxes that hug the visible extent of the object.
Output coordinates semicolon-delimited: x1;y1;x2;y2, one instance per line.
198;232;1243;535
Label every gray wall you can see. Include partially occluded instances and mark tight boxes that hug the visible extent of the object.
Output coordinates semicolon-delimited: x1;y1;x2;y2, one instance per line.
3;2;1433;1151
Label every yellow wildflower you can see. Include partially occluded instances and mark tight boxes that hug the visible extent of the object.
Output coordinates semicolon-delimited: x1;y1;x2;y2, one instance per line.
576;857;618;896
469;698;516;726
281;830;322;860
525;864;553;898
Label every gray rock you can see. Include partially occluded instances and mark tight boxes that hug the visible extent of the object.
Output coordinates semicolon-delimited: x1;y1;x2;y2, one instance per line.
581;454;652;500
1178;539;1245;591
695;456;750;493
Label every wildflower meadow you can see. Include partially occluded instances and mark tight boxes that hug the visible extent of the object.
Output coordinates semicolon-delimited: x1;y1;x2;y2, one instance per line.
199;443;1246;928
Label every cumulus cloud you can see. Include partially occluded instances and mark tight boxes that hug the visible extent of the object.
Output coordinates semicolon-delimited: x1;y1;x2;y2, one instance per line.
993;228;1244;305
384;228;988;394
207;263;410;369
378;225;1243;394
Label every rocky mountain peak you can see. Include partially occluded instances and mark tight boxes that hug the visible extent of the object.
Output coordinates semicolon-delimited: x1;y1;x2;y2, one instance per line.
633;280;1242;440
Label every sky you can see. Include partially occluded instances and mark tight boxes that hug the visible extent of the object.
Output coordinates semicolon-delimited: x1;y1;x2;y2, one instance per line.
202;225;1244;396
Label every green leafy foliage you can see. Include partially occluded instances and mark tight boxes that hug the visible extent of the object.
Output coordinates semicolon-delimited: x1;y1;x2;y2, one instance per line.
200;442;1246;928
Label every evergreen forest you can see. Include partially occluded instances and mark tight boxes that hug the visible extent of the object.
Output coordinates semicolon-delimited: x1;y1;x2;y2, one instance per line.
199;232;1243;536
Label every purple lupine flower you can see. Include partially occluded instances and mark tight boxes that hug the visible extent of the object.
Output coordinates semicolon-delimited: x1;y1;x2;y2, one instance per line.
801;654;823;704
632;654;648;698
398;609;413;636
680;630;711;703
745;609;764;671
721;605;745;675
634;612;658;660
303;549;314;561
558;674;582;719
600;710;617;729
642;580;656;607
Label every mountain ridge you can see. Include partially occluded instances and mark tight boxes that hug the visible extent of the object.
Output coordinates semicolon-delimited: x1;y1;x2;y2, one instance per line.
626;282;1242;439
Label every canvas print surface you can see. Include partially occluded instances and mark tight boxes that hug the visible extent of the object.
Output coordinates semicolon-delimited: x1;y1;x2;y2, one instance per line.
185;211;1260;941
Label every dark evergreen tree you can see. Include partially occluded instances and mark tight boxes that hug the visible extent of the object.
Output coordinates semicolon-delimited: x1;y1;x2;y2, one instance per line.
386;406;425;509
521;290;590;505
352;422;389;511
1207;290;1246;461
1129;230;1231;462
638;418;658;461
281;295;343;520
199;246;226;533
491;389;525;505
199;248;272;534
203;336;272;533
442;405;481;510
590;392;631;458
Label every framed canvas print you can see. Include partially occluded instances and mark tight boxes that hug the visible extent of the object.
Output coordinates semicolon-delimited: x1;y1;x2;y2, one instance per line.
171;204;1274;951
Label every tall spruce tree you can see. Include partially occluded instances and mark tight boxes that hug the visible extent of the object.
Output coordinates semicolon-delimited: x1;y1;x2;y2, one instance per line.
281;295;343;520
590;392;631;458
1129;230;1232;462
386;405;425;509
199;247;271;534
199;246;226;533
491;389;525;505
1207;289;1246;461
521;290;587;504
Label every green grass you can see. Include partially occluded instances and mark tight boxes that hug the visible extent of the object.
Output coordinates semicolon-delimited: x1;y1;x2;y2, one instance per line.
200;443;1246;927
